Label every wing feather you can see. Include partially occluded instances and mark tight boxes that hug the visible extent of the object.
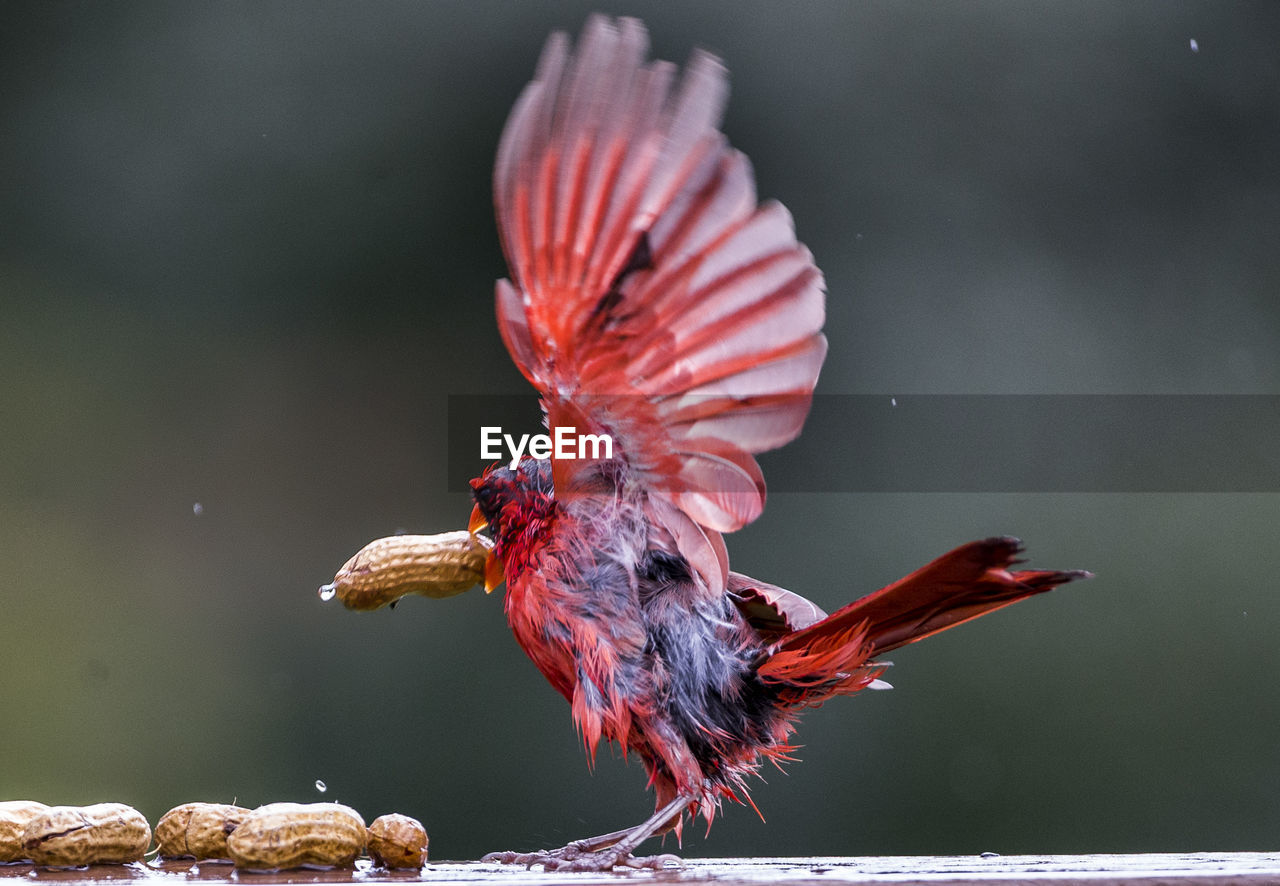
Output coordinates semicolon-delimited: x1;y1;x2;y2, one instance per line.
493;16;827;592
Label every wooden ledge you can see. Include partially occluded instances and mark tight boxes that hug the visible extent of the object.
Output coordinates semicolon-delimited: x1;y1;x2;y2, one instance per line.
4;853;1280;885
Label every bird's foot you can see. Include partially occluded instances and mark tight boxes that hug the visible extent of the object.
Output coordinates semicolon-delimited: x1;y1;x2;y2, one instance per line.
482;846;682;872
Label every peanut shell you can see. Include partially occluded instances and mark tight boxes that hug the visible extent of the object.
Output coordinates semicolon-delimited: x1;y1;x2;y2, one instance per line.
21;803;151;867
323;531;486;611
226;802;366;871
367;813;428;869
155;802;249;860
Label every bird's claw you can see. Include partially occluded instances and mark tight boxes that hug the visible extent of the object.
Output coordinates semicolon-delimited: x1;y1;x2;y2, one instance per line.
481;849;579;869
481;847;683;872
624;853;684;870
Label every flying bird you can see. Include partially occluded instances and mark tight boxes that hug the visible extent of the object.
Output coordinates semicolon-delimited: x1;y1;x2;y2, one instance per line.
447;15;1086;871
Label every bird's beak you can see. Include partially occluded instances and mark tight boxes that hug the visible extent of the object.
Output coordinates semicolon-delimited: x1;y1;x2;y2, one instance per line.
468;504;505;594
484;553;505;594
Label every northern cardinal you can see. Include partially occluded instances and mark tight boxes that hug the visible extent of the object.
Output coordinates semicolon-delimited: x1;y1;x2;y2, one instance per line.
464;16;1089;870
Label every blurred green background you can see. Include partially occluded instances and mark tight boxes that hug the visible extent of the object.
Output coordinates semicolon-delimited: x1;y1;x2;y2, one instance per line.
3;0;1279;862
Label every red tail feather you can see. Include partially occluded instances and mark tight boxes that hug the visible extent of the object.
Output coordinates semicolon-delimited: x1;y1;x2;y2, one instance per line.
765;537;1089;677
756;616;880;705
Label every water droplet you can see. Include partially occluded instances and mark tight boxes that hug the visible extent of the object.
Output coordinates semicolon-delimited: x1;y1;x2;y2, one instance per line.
890;397;897;407
192;502;203;515
315;780;327;793
318;584;337;602
1189;38;1199;52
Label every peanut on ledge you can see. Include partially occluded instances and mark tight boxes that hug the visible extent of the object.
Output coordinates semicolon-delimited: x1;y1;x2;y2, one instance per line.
367;813;428;869
225;802;367;871
20;803;151;867
154;802;250;861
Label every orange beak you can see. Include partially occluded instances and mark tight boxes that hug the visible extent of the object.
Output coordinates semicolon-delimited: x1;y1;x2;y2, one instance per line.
483;553;506;594
469;503;505;594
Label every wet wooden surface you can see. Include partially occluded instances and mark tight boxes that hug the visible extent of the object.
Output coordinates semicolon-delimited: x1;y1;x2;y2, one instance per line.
5;854;1280;885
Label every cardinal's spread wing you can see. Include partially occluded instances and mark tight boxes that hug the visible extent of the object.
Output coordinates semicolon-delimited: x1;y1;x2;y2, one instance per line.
493;15;826;593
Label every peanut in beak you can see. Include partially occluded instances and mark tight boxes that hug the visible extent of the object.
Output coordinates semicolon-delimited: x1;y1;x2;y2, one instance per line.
320;530;489;611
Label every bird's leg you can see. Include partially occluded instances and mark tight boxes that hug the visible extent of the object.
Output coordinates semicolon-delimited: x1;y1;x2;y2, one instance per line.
589;795;693;870
481;795;694;871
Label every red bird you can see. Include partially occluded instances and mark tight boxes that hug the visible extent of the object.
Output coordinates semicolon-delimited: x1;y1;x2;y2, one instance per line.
469;16;1088;870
